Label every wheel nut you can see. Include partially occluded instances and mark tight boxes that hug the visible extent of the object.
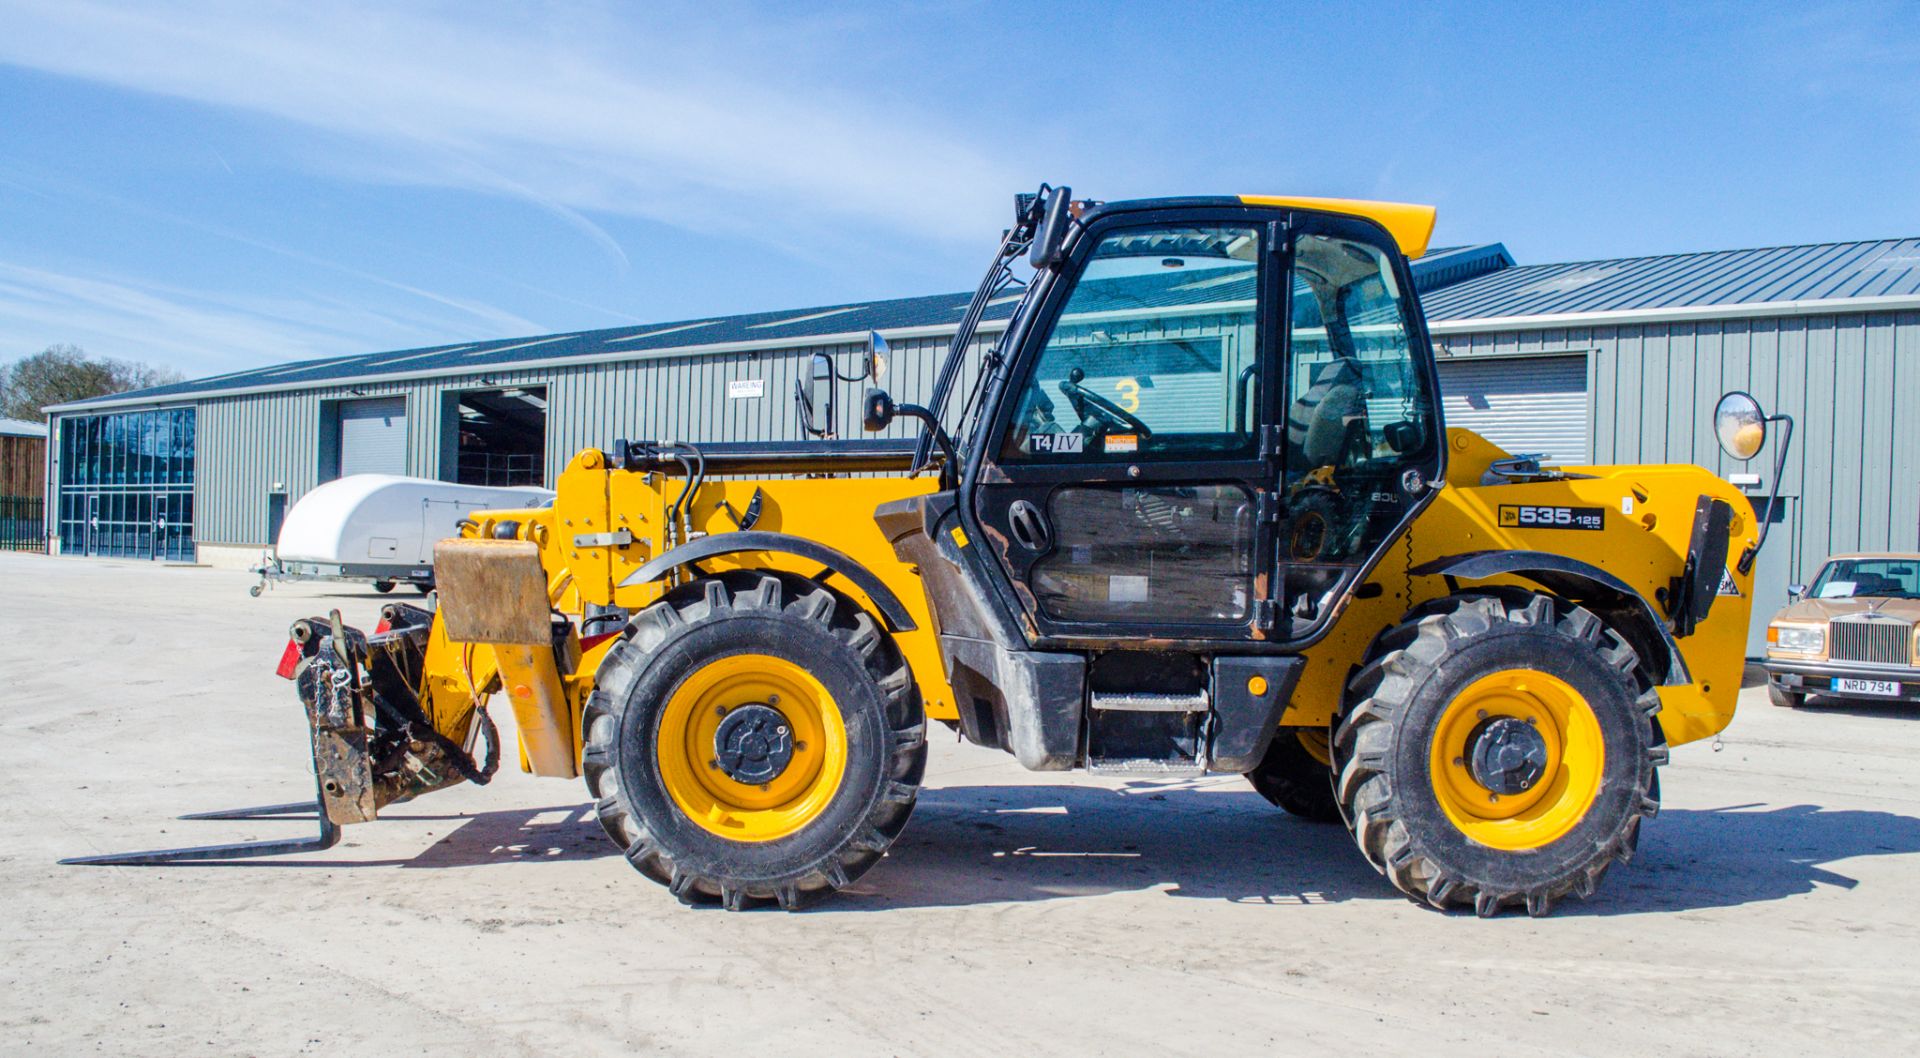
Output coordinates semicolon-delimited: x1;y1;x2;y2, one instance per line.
1476;709;1489;720
760;783;771;792
1453;756;1465;767
708;758;719;770
768;694;781;705
795;741;808;752
714;705;727;717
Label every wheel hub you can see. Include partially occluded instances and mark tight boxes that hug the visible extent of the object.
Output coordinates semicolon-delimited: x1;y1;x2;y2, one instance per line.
1466;715;1548;795
713;704;794;785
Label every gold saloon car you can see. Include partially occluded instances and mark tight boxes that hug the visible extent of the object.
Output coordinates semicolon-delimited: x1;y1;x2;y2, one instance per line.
1764;553;1920;707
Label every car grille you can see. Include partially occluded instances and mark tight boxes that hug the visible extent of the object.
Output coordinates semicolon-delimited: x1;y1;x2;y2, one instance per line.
1828;617;1914;665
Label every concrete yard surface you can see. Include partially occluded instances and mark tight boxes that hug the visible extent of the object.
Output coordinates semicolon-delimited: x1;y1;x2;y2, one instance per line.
3;551;1919;1056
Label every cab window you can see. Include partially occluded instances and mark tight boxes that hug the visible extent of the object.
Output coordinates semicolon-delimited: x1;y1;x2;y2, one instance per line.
1279;230;1440;621
1000;224;1262;461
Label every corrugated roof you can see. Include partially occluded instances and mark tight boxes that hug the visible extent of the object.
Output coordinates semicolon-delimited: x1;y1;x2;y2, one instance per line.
1422;238;1920;323
0;417;48;438
55;244;1515;412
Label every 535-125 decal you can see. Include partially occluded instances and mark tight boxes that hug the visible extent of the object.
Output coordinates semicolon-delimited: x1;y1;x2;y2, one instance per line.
1498;504;1605;531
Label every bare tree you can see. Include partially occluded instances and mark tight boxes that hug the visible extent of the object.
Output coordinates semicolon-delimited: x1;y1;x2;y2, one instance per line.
0;345;183;422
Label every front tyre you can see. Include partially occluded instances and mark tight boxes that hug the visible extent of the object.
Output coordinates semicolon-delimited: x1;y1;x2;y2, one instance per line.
1333;592;1664;917
582;571;925;910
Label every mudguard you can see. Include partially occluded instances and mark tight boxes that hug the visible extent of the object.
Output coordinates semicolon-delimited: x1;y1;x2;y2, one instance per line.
1410;550;1691;686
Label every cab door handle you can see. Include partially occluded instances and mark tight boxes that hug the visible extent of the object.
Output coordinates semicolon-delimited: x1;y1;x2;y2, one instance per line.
1008;500;1051;552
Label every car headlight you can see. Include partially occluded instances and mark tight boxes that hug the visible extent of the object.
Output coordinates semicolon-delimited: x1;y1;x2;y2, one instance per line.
1768;623;1825;654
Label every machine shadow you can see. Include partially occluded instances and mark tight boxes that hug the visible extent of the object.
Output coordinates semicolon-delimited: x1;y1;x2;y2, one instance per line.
394;804;615;869
366;790;1920;918
850;782;1388;910
1550;802;1920;916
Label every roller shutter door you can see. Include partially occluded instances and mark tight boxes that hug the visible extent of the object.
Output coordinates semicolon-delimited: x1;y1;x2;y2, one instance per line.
338;397;408;477
1437;355;1589;464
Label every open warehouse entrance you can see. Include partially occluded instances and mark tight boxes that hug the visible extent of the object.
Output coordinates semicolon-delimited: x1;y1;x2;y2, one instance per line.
443;386;547;487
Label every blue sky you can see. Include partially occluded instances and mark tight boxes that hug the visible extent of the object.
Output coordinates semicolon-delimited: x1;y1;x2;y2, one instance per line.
1;0;1916;379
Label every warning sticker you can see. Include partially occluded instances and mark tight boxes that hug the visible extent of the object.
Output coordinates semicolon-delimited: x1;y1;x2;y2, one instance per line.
1030;432;1084;455
1498;504;1605;531
1106;433;1139;454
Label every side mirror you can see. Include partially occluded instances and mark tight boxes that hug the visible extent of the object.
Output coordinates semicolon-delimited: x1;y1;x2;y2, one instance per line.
795;351;836;438
1028;185;1072;270
865;330;890;383
1713;391;1767;461
1712;389;1795;576
863;387;896;432
1789;583;1807;600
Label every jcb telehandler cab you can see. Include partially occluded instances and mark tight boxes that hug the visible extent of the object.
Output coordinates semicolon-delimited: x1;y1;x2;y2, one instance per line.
68;188;1787;917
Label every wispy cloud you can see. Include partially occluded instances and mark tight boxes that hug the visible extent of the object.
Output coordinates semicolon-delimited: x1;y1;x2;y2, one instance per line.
0;262;518;370
0;1;1021;248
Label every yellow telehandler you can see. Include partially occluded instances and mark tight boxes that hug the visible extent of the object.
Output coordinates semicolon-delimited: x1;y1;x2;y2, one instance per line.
67;188;1792;916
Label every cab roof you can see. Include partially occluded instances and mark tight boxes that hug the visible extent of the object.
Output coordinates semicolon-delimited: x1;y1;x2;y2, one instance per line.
1085;195;1437;258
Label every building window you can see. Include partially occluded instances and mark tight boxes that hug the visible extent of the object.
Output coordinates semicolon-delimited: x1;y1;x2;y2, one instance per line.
55;407;196;561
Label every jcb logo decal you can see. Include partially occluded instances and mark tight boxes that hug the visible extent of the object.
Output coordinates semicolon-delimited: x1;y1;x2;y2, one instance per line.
1499;505;1604;531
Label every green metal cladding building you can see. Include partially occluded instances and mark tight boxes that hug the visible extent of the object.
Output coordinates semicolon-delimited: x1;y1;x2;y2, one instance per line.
42;235;1920;652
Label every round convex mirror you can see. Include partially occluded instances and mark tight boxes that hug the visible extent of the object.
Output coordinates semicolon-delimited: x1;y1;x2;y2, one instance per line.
1714;390;1767;461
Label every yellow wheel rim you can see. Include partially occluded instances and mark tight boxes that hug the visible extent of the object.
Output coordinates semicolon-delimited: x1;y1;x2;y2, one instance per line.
655;653;849;842
1429;669;1604;851
1296;728;1332;767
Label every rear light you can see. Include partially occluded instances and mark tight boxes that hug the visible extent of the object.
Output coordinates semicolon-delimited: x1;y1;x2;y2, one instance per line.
580;631;622;652
274;639;302;680
374;617;391;635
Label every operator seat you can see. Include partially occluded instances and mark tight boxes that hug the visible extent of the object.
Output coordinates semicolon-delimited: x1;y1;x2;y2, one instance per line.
1287;358;1366;469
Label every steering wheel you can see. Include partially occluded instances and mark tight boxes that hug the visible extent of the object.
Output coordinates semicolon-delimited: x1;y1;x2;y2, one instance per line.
1058;368;1153;438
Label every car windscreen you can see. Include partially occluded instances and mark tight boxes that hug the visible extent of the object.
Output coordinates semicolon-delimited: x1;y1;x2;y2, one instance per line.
1810;559;1920;599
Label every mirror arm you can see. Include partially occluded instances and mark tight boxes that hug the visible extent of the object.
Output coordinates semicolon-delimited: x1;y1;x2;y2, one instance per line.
896;402;958;481
866;387;957;485
1739;412;1794;575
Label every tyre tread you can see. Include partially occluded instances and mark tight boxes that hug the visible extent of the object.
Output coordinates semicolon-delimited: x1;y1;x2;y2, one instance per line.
1332;590;1663;917
581;571;926;911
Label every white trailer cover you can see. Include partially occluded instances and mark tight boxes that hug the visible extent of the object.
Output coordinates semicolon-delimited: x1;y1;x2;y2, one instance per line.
275;475;552;573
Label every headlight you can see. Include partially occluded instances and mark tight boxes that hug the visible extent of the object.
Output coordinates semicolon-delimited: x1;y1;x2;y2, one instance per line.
1767;623;1825;654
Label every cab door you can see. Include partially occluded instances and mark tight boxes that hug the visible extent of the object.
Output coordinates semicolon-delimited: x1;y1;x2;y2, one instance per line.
1273;212;1445;632
964;208;1285;645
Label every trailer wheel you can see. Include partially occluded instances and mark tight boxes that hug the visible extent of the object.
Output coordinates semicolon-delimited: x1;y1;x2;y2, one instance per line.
1332;591;1664;917
582;571;925;910
1244;729;1340;822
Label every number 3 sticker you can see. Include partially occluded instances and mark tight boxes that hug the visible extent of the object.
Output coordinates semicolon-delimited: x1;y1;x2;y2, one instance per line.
1114;377;1140;413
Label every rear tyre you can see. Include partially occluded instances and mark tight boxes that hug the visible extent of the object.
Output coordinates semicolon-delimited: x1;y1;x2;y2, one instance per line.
1245;729;1341;822
582;571;926;910
1767;681;1804;708
371;580;395;594
1333;591;1664;917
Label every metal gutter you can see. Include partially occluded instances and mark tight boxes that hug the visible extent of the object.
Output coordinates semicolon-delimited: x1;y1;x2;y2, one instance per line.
1427;292;1920;334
